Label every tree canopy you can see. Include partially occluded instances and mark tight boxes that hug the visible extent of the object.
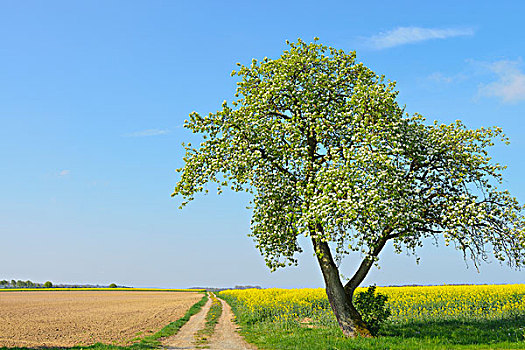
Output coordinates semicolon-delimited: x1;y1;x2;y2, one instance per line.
173;38;525;336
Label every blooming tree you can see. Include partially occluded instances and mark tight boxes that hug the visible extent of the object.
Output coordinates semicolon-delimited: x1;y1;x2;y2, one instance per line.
172;39;525;337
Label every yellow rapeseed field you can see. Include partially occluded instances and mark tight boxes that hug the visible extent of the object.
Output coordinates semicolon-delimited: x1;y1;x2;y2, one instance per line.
219;284;525;325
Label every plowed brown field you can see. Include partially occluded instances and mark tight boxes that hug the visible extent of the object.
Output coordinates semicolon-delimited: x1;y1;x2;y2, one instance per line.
0;291;202;348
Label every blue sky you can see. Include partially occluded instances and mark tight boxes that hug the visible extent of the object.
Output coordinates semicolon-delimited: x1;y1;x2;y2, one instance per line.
1;1;524;288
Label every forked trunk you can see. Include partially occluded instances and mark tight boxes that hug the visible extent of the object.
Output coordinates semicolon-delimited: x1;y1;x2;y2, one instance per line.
311;238;372;338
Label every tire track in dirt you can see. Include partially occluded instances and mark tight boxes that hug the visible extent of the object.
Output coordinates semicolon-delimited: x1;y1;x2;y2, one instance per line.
164;294;256;350
207;298;256;350
163;295;212;349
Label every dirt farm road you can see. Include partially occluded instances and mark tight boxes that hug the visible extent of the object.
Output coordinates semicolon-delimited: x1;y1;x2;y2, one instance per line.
163;295;256;350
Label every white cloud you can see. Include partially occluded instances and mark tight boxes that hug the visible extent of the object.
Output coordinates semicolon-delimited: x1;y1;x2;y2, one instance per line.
124;129;170;137
427;72;468;84
428;72;455;84
58;170;70;176
368;26;475;49
478;59;525;103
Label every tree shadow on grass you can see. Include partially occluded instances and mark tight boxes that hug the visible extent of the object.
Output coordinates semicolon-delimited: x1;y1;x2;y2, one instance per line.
380;315;525;345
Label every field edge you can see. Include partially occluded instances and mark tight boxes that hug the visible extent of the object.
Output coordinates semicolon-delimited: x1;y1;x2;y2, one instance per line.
0;292;209;350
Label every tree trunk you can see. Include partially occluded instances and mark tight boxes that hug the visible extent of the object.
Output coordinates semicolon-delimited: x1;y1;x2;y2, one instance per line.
311;237;372;338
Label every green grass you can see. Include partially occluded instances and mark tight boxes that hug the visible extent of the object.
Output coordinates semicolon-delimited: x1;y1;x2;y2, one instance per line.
238;321;525;350
220;296;525;350
194;292;223;348
0;293;208;350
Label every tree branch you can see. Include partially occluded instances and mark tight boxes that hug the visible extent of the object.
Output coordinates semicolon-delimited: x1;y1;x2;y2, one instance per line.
344;227;393;296
267;111;291;120
230;123;299;182
254;147;299;182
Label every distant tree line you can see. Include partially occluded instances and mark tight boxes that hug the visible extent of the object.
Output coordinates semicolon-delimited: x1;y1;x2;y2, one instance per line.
189;285;263;292
0;280;122;289
0;279;53;288
234;285;262;290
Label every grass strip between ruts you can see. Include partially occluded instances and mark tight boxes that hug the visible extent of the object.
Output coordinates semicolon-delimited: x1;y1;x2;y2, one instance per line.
0;292;209;350
193;292;223;348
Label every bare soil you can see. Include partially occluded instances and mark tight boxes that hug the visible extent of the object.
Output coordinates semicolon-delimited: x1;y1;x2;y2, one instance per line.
0;291;202;347
164;295;256;350
208;298;256;349
163;295;213;349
